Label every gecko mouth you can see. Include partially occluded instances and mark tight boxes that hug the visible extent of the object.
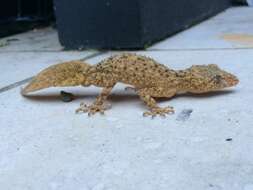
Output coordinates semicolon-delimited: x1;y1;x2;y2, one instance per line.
211;73;239;89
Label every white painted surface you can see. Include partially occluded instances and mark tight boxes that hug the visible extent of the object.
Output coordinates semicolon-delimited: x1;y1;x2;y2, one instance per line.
0;7;253;190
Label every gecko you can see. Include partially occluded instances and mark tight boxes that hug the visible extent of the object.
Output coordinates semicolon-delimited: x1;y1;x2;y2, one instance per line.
21;53;239;117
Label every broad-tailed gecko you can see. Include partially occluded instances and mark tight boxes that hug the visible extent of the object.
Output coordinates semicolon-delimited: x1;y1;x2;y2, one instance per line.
22;53;239;117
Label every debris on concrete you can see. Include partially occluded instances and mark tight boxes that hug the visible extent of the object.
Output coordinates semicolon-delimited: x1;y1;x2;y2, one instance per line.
176;109;193;121
60;91;75;102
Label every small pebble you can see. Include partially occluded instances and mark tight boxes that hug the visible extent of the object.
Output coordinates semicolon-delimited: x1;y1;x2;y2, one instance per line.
60;91;75;102
176;109;193;121
226;138;233;141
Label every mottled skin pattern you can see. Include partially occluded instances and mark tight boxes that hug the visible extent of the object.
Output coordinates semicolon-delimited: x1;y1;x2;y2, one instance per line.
22;53;239;117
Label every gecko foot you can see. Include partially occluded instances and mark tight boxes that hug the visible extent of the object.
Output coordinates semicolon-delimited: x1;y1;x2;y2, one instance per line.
76;102;111;116
143;106;175;118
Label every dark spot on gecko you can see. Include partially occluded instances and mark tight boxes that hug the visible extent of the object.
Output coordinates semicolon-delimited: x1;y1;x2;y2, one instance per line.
60;91;75;102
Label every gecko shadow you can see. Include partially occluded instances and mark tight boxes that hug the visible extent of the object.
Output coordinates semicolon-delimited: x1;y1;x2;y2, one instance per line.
22;93;139;103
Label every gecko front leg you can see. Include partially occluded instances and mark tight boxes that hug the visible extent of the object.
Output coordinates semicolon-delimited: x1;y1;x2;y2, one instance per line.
137;88;176;117
76;86;114;116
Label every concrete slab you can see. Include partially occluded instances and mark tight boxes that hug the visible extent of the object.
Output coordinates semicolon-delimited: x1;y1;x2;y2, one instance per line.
0;51;99;89
0;27;62;52
1;50;252;190
149;7;253;50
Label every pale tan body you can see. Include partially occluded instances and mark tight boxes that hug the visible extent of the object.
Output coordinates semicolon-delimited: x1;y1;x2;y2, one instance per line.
22;54;239;117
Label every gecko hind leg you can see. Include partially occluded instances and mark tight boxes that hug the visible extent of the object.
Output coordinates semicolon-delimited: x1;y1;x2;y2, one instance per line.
76;86;114;116
137;88;176;118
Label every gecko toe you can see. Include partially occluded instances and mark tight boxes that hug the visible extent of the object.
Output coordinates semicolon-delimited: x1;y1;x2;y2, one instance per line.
75;102;89;113
143;106;175;118
76;102;111;116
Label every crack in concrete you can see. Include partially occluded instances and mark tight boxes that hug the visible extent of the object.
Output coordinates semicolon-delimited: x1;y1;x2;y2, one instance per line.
0;77;34;94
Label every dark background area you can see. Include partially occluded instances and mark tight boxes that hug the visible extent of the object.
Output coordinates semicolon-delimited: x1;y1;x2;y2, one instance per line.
0;0;246;47
54;0;232;49
0;0;54;38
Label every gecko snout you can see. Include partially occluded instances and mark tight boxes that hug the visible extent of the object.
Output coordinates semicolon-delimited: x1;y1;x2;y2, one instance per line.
224;74;239;87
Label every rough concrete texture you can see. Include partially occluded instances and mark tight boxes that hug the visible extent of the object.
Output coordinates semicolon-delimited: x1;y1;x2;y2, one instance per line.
0;27;61;52
0;7;253;190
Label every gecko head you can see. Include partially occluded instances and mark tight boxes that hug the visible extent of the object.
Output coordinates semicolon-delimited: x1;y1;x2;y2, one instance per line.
187;64;239;93
21;61;92;95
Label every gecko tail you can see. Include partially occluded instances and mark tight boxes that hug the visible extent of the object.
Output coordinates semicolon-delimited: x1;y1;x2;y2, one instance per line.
21;61;92;95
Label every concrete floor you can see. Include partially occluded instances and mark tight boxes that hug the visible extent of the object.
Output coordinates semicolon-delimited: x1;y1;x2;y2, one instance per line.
0;7;253;190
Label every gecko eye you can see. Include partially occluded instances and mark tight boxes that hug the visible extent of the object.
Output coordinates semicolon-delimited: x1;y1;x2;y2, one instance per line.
212;75;222;83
